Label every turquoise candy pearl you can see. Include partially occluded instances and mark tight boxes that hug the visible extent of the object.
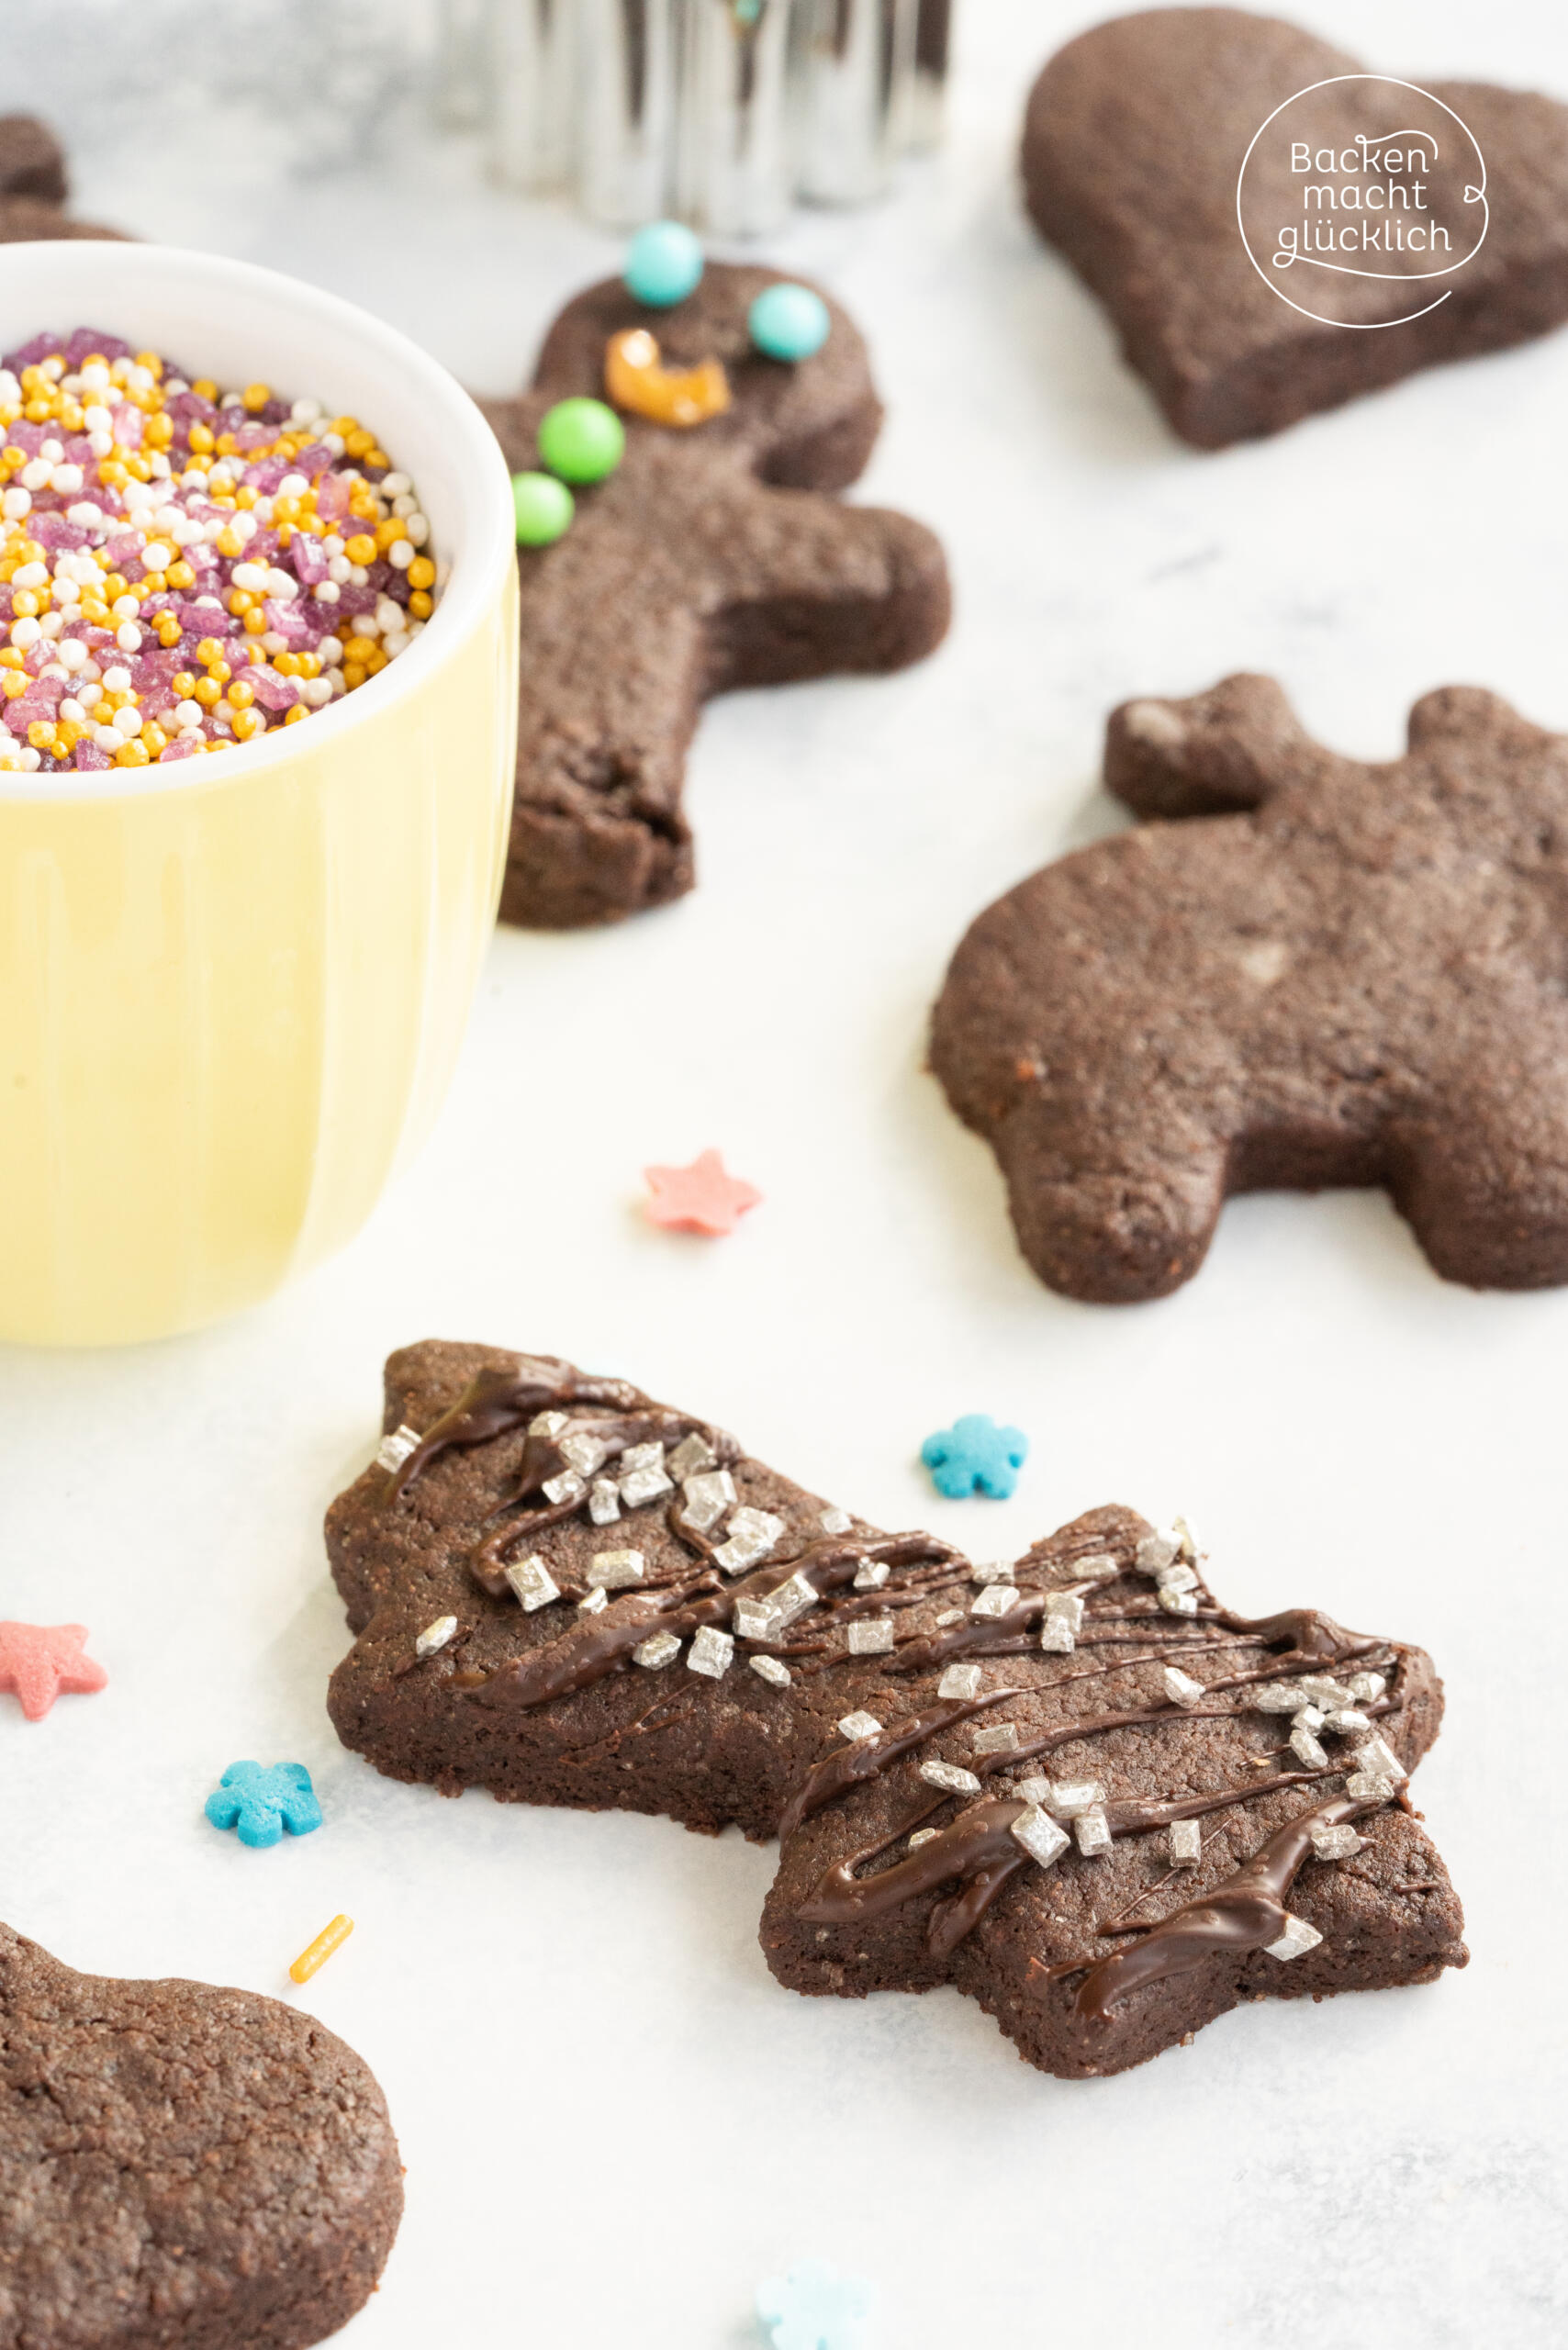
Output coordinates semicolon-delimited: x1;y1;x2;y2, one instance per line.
624;219;705;308
512;470;575;547
537;397;625;486
748;282;830;363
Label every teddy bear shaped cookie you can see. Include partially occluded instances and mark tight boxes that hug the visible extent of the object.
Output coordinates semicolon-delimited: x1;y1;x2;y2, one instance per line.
325;1340;1465;2080
0;114;124;241
932;675;1568;1303
477;261;949;928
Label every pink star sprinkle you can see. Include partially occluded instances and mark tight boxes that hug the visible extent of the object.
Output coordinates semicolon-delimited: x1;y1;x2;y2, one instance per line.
0;1622;108;1722
643;1149;763;1237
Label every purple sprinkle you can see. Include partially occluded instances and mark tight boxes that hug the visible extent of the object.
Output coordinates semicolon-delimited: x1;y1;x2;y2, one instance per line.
73;739;111;769
247;666;299;712
158;736;201;762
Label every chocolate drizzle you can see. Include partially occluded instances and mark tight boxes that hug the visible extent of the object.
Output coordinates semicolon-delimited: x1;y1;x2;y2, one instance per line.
799;1772;1334;1959
776;1689;1022;1844
384;1359;650;1502
1043;1796;1367;2022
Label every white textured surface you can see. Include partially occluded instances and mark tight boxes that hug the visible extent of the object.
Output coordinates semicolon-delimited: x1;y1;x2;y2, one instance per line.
5;4;1568;2344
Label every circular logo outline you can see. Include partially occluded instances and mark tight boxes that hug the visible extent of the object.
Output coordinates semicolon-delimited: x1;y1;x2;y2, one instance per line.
1236;74;1489;330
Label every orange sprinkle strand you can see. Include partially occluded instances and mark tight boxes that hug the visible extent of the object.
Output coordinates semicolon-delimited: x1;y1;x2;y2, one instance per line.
289;1912;354;1985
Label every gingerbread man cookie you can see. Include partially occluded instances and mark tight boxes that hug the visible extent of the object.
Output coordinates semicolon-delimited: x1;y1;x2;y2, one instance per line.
932;676;1568;1302
1023;9;1568;447
0;115;124;242
326;1341;1464;2078
1;1918;402;2348
478;263;949;927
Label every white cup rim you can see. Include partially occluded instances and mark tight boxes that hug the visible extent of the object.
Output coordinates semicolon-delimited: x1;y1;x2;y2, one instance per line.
0;240;516;802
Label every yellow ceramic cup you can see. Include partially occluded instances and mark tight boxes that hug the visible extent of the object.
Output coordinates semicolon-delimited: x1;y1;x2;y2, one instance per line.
0;243;519;1345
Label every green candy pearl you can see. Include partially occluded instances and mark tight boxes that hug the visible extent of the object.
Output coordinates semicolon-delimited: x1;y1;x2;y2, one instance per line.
537;397;625;485
512;470;575;547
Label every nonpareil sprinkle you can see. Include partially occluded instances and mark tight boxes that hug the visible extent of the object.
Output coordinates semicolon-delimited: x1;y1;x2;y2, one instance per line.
0;326;441;775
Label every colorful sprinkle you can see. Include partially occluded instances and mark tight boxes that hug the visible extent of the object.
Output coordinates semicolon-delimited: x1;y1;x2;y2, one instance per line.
0;1620;106;1720
0;330;438;775
624;219;705;309
512;469;575;546
919;1414;1028;1500
643;1147;762;1237
537;397;625;485
205;1760;322;1849
604;330;730;428
756;2258;875;2350
289;1912;354;1985
748;283;831;363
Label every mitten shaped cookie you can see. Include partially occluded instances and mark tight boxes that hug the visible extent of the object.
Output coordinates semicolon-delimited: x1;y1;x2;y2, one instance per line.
0;1920;402;2349
0;115;125;242
327;1343;1464;2079
932;676;1568;1301
478;263;949;927
1022;9;1568;447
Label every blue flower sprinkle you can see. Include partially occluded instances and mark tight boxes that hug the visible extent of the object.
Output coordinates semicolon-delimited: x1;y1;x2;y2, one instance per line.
920;1413;1028;1500
756;2259;875;2350
205;1761;322;1850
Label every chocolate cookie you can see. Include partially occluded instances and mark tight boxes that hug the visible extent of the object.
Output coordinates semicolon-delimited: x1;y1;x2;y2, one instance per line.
478;263;949;927
327;1341;1464;2078
1022;9;1568;447
0;1919;402;2348
0;115;125;242
931;675;1568;1302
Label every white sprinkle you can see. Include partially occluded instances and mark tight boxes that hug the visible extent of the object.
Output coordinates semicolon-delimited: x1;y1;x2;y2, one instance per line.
837;1711;882;1743
1162;1666;1205;1707
115;623;141;653
667;1432;716;1481
633;1630;681;1670
1074;1551;1121;1581
1074;1807;1113;1857
9;618;40;649
1310;1823;1364;1863
505;1553;560;1612
415;1615;458;1658
1045;1592;1084;1635
1043;1779;1105;1819
1295;1675;1356;1710
542;1468;586;1505
907;1828;939;1850
559;1429;613;1479
620;1457;674;1509
970;1561;1017;1584
1323;1707;1371;1738
590;1548;645;1591
733;1601;774;1641
388;539;415;569
920;1759;980;1797
1351;1732;1407;1785
1159;1590;1198;1617
1344;1671;1387;1706
938;1663;983;1702
1137;1528;1181;1574
1169;1818;1203;1864
1156;1562;1199;1595
750;1652;791;1688
1252;1683;1312;1714
1294;1704;1326;1735
374;1423;420;1472
934;1608;965;1628
588;1477;622;1526
1011;1804;1070;1868
681;1467;736;1533
969;1584;1019;1618
1346;1771;1398;1803
1291;1722;1329;1770
231;561;268;592
577;1587;609;1616
972;1721;1020;1755
714;1505;785;1574
1040;1617;1075;1653
0;486;30;520
529;1409;569;1439
819;1505;852;1535
757;1571;821;1633
102;666;132;694
688;1625;734;1679
853;1560;890;1591
847;1617;895;1655
1264;1913;1323;1962
19;458;50;491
